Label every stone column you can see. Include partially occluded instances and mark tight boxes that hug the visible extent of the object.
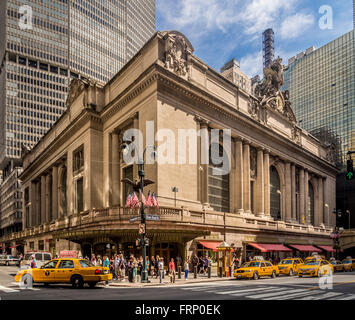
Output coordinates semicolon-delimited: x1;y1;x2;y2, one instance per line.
284;162;292;222
234;139;243;213
323;178;329;226
200;122;209;205
304;170;309;223
299;168;305;224
243;142;251;213
112;132;120;206
41;175;46;224
30;181;36;227
291;164;296;221
52;166;58;220
263;150;270;217
36;181;41;225
256;148;264;217
45;174;51;222
318;176;324;226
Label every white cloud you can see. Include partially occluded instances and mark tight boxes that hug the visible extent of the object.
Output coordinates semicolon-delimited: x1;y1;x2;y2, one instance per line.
279;13;315;39
239;51;263;78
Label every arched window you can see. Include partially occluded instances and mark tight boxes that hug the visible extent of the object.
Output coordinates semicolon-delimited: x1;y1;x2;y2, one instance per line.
208;143;230;212
269;166;281;220
308;182;314;225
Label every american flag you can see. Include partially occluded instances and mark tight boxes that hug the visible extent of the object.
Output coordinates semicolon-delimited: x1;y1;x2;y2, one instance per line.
125;193;132;208
140;190;146;206
130;192;139;209
146;191;153;207
152;192;159;208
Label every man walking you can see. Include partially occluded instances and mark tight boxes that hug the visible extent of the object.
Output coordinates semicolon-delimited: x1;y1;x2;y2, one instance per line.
158;258;164;284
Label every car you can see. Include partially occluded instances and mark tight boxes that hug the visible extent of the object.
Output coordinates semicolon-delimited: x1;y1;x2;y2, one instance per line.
277;258;304;276
234;260;279;280
304;254;325;263
342;258;355;272
0;255;20;266
22;252;52;268
297;259;334;277
330;260;344;272
14;258;113;288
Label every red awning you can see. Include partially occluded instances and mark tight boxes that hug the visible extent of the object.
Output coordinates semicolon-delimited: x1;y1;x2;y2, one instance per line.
288;244;322;253
316;245;340;253
248;243;292;252
199;241;234;252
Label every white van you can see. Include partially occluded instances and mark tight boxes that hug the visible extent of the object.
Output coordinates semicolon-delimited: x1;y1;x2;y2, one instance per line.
22;252;52;268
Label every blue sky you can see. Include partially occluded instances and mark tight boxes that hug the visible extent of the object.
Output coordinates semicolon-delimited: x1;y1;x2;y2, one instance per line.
156;0;354;77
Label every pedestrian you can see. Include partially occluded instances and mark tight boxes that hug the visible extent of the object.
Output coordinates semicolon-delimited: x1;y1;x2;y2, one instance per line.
103;255;110;286
203;255;209;275
155;255;160;278
150;256;155;276
119;254;126;281
184;259;189;280
91;254;97;266
97;255;102;266
18;253;23;269
137;256;143;282
133;257;138;283
145;256;150;278
113;254;120;280
169;258;176;283
30;255;37;269
158;257;164;284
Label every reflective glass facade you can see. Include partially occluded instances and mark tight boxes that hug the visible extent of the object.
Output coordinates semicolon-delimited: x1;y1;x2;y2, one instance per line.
283;30;355;168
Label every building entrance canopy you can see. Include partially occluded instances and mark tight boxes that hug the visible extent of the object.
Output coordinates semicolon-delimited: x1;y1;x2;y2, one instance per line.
248;243;292;252
316;245;335;253
288;244;321;252
199;241;235;252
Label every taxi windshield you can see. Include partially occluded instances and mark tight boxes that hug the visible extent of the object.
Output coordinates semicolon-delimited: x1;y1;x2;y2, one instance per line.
248;262;260;267
79;260;94;267
305;261;320;266
343;260;351;264
280;260;293;264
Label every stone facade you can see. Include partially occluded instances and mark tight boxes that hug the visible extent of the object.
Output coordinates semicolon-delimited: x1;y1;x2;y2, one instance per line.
0;31;337;260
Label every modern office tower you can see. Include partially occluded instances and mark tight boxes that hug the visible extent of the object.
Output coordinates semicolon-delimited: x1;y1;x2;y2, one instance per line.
0;0;156;239
283;29;355;227
262;28;274;68
220;58;252;93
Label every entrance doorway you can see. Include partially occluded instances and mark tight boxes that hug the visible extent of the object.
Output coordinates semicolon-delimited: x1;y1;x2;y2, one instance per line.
154;243;179;265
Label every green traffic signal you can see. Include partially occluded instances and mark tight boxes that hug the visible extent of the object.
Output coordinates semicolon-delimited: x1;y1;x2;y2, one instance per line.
346;171;354;180
346;159;354;180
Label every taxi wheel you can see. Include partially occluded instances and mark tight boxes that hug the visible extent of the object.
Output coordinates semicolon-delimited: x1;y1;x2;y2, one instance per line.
88;282;97;288
271;271;276;278
253;272;259;280
71;275;84;289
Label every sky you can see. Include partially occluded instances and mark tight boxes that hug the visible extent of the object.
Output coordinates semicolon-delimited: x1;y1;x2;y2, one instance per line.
156;0;354;78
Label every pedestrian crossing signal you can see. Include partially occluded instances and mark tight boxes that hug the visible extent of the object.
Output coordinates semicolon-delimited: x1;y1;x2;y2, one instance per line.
346;159;354;181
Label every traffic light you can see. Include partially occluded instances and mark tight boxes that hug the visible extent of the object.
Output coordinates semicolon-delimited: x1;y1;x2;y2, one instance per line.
346;159;354;180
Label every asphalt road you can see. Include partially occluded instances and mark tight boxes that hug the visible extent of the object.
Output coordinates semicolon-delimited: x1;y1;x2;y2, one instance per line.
0;266;355;300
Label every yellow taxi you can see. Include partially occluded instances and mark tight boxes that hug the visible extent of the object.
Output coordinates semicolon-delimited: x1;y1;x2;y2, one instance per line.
277;258;304;276
15;258;112;288
304;255;325;263
330;260;344;272
234;260;279;280
342;258;355;272
297;259;334;277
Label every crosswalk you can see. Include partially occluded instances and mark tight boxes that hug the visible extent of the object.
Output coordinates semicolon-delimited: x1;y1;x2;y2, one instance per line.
180;284;355;300
0;283;41;293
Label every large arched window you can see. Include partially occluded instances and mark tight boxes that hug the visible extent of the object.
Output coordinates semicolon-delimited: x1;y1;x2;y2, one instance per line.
308;181;314;225
270;166;281;220
208;143;230;212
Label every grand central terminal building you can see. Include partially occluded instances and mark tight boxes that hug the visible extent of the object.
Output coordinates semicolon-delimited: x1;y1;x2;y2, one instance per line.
0;31;338;261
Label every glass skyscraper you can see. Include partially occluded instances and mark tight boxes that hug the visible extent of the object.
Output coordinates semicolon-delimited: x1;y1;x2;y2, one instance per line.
0;0;155;237
283;29;355;168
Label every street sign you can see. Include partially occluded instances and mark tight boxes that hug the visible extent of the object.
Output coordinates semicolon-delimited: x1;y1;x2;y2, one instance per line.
129;216;140;223
139;223;145;234
145;214;160;221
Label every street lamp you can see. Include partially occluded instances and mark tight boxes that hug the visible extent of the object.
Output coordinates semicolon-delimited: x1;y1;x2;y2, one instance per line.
121;139;157;283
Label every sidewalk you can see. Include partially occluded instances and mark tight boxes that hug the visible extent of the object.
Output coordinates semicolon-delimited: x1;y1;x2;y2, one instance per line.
109;274;235;287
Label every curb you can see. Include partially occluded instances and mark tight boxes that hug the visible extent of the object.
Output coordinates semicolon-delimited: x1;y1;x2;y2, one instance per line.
108;277;235;288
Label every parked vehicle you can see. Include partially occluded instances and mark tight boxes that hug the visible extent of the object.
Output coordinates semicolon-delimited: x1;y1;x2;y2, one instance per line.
234;260;279;280
22;252;52;268
331;260;344;272
298;259;334;277
342;258;355;272
0;255;20;266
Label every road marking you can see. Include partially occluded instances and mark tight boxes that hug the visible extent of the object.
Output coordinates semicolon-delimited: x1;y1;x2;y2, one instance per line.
247;288;306;299
0;285;20;293
222;287;277;296
271;290;324;300
298;291;344;300
337;294;355;300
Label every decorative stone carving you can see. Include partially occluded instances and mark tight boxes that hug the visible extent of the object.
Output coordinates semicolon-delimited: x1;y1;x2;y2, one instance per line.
66;78;87;107
291;126;302;145
326;143;336;165
254;57;297;125
162;31;194;78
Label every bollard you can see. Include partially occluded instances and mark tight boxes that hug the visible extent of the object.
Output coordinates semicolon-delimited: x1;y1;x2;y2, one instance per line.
194;265;197;278
208;266;211;278
178;266;181;279
219;266;223;278
229;266;232;277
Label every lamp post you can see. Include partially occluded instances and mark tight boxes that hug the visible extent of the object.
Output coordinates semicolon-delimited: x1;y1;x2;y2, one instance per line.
331;208;343;260
345;210;351;229
121;140;156;283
